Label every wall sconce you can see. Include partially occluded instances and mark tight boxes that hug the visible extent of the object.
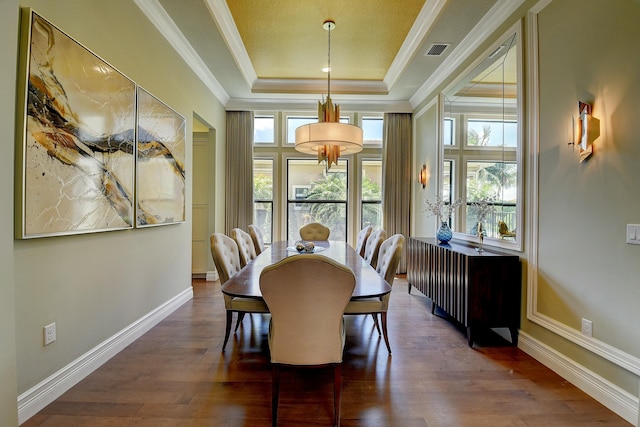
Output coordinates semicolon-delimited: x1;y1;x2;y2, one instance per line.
418;164;428;189
570;101;600;162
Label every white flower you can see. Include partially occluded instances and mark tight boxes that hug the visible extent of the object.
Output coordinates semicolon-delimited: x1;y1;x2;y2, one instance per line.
423;195;464;222
470;197;496;223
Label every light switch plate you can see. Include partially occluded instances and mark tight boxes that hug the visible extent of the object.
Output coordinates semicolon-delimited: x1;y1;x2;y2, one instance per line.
626;224;640;245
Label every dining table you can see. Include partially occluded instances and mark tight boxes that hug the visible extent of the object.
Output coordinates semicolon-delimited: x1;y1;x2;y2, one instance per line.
221;240;391;303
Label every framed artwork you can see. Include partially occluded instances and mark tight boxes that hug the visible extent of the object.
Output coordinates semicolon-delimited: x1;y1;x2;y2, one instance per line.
15;9;136;238
136;87;186;227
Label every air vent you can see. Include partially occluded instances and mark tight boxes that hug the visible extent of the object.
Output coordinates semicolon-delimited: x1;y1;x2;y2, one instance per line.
425;43;450;56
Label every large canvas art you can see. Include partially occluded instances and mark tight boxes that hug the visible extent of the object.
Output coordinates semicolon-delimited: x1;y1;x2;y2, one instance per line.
136;87;186;227
16;10;136;238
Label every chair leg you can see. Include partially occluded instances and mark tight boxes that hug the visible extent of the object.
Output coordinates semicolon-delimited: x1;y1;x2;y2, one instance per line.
222;310;233;352
234;312;246;332
380;311;391;354
334;364;341;427
272;364;280;427
371;313;381;335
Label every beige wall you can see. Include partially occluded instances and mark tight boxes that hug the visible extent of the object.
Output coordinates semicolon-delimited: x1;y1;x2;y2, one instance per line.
529;0;640;390
412;98;440;237
412;0;640;409
1;1;20;425
0;1;226;423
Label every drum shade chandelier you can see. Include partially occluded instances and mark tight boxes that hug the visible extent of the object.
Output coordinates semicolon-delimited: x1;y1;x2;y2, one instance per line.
294;20;363;170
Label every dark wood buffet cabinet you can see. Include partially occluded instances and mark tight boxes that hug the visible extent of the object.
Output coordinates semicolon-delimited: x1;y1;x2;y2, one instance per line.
407;237;521;347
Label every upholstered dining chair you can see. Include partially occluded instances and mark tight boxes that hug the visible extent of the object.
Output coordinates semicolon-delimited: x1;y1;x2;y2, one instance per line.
231;228;257;267
344;234;404;354
363;229;386;269
210;233;268;351
299;222;330;241
248;224;265;255
260;255;355;427
355;225;373;258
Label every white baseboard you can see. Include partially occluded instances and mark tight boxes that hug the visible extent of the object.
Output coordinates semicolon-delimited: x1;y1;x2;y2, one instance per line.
206;270;218;281
519;331;639;426
17;287;193;425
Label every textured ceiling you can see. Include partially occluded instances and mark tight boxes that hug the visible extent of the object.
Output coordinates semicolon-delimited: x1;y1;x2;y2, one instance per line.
150;0;510;108
226;0;426;81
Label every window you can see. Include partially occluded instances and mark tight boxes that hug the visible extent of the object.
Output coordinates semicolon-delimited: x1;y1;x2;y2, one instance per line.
444;115;518;238
253;158;273;244
254;113;383;244
467;118;517;147
254;115;275;144
286;159;347;241
362;116;383;145
361;160;382;229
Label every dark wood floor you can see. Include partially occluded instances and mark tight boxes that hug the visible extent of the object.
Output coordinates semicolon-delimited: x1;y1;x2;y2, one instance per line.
23;276;630;427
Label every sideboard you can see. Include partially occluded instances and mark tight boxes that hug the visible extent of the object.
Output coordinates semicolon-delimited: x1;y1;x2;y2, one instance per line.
406;237;521;347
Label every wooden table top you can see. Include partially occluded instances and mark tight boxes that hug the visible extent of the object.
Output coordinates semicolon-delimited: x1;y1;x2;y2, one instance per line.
221;240;391;300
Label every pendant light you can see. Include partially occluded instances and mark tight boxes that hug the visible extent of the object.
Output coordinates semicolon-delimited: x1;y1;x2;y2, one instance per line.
294;20;363;170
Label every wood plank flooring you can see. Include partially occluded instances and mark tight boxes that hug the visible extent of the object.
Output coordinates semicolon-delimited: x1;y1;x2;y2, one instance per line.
23;276;630;426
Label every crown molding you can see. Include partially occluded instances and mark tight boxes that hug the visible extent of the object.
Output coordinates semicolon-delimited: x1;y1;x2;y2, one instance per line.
410;0;526;108
384;0;449;91
225;97;413;113
134;0;229;105
203;0;257;87
251;78;388;95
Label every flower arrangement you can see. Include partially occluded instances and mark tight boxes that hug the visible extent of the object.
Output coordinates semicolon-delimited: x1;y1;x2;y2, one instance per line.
423;195;464;223
470;197;496;225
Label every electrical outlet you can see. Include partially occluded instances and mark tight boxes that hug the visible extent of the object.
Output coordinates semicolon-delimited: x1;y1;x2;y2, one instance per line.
44;323;56;346
581;318;592;337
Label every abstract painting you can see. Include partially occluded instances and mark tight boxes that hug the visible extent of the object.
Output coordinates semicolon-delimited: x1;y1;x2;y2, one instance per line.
136;87;186;227
16;9;136;238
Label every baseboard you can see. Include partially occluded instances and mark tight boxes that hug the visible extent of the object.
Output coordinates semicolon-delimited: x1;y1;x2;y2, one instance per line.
519;331;639;426
17;286;194;425
206;270;218;281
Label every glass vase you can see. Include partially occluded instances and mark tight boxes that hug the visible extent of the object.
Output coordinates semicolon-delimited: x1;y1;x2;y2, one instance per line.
436;221;452;244
476;221;484;252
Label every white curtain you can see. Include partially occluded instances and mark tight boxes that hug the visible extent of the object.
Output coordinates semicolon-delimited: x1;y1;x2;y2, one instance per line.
382;113;412;273
225;111;254;235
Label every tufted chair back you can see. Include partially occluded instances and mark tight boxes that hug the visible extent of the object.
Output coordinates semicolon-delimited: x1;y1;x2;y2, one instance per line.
355;225;373;258
375;234;405;288
210;233;242;284
231;228;257;267
299;222;330;241
363;229;386;268
248;224;265;255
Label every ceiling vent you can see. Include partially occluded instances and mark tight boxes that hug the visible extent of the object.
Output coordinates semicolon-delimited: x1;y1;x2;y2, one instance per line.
425;43;450;57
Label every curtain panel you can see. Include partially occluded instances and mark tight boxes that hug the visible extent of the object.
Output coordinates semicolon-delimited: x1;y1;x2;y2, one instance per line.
225;111;254;235
382;112;412;273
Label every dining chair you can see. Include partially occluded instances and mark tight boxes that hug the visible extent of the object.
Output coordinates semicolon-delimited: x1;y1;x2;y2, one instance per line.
363;229;386;269
248;224;265;255
231;227;257;267
260;254;355;427
299;222;330;241
344;233;404;354
355;225;373;258
210;233;268;351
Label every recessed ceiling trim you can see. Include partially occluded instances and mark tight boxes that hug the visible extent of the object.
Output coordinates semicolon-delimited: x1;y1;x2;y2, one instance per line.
226;97;413;113
134;0;229;104
204;0;257;87
409;0;526;108
252;79;388;95
384;0;449;91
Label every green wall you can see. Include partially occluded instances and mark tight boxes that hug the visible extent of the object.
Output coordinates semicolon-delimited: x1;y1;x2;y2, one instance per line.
1;1;20;425
0;0;226;424
412;0;640;414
